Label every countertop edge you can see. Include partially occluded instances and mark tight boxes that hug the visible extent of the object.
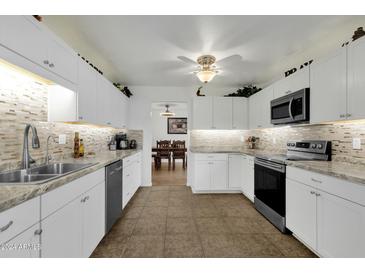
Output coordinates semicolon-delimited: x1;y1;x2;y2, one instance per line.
0;149;142;213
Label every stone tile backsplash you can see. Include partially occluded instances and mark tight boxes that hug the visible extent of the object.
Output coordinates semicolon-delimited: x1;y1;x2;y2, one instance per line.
190;121;365;165
0;61;142;172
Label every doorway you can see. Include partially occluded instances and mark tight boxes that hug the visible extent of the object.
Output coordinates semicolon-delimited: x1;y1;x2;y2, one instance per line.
151;102;188;186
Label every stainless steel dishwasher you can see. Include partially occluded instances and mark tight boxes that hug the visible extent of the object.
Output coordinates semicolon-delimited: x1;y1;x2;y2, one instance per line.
105;160;123;232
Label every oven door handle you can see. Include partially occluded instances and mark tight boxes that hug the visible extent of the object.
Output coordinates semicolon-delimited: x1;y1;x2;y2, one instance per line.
288;97;294;120
255;159;285;173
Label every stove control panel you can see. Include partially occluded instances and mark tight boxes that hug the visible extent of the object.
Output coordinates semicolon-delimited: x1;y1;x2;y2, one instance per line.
286;140;330;154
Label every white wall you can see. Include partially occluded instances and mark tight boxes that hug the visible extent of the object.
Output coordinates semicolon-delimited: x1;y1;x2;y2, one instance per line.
128;85;228;186
151;108;188;147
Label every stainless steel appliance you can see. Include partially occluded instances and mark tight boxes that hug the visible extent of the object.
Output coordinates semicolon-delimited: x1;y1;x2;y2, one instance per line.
116;133;129;150
271;88;310;125
105;160;123;232
254;140;331;233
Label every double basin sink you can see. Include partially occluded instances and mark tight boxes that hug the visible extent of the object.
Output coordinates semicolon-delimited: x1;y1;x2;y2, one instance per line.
0;163;96;185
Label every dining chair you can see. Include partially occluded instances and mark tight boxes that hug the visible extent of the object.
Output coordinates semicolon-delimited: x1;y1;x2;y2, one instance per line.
155;140;172;170
172;140;186;170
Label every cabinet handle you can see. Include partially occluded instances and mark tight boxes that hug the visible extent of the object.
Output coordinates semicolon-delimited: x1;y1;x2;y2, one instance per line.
79;116;83;120
43;60;49;65
315;193;321;197
339;114;345;118
85;195;90;201
346;113;352;117
107;122;111;125
34;229;43;236
310;190;316;195
49;63;55;68
0;220;13;232
115;166;122;171
311;178;322;183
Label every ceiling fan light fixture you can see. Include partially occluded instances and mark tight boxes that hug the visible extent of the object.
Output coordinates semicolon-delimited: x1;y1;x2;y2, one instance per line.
160;104;175;117
196;69;217;83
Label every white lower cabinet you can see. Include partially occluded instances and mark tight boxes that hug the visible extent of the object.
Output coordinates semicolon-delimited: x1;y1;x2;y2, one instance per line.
242;156;255;202
81;182;106;257
41;169;106;258
228;154;244;190
286;178;317;249
1;223;41;258
41;197;82;258
286;166;365;257
123;152;142;208
192;153;228;192
317;189;365;258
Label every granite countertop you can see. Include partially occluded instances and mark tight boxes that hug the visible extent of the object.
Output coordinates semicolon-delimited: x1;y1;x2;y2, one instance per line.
190;146;365;186
0;149;141;213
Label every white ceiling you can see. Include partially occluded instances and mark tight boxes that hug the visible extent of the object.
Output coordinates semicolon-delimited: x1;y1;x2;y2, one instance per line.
44;15;365;88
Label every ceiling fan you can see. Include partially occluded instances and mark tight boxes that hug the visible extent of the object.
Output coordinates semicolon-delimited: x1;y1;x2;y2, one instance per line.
178;54;242;83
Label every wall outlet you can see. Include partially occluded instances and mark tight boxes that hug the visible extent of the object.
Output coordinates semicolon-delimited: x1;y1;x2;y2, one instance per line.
58;134;67;145
353;138;361;150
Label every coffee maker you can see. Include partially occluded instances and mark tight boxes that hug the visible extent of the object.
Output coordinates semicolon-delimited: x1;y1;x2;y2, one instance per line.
115;133;129;150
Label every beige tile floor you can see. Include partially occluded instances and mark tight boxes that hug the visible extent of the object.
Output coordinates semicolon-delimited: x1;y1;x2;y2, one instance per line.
91;186;316;258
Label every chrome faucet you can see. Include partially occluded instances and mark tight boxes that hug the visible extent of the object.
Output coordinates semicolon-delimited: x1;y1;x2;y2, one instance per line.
21;124;40;169
45;135;57;164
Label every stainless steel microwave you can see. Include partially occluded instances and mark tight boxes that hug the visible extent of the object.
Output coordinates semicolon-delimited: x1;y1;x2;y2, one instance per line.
270;88;310;125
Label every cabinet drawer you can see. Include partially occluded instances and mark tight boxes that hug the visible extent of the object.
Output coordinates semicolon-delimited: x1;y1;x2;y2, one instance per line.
0;197;40;245
194;153;227;161
41;168;105;219
287;166;365;206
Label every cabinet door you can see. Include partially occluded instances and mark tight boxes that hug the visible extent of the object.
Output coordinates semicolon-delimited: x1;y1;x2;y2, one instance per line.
213;97;232;129
273;66;310;99
0;16;48;68
317;190;365;258
232;98;248;129
47;37;77;83
211;161;228;190
243;157;255;202
82;182;105;257
193;97;213;129
348;36;365;120
249;86;273;129
95;75;112;126
286;179;317;249
194;161;211;191
310;48;347;123
41;198;82;258
228;155;244;190
78;60;97;123
1;223;41;258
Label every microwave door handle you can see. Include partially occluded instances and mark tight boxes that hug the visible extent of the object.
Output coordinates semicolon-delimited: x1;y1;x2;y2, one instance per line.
288;98;294;120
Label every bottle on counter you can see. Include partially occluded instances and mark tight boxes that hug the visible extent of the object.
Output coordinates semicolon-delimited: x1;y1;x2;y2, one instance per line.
79;139;85;157
74;132;80;158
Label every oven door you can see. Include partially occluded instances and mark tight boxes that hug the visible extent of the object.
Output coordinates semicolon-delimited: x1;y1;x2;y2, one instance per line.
254;158;286;217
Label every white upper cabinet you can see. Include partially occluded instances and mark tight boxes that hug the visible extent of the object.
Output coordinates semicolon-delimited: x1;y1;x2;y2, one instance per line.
46;35;77;83
347;36;365;120
193;97;213;129
249;85;274;129
77;59;98;123
232;97;248;129
0;16;77;84
310;47;347;123
273;66;310;99
213;97;233;129
0;16;48;68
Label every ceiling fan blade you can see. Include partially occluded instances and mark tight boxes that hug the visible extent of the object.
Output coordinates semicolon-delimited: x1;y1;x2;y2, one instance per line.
216;54;242;65
177;56;197;65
